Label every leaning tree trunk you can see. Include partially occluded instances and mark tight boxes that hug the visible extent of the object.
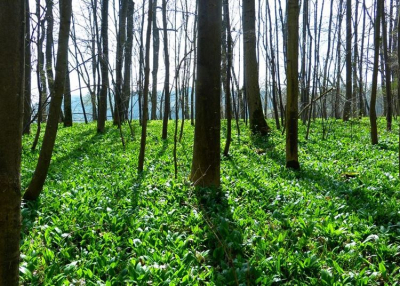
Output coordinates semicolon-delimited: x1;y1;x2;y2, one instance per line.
242;0;270;135
286;0;300;169
370;0;382;145
24;0;73;201
97;0;109;133
190;0;222;187
0;1;25;284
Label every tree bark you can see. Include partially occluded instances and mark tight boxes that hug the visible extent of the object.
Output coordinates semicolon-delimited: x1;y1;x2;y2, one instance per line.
63;67;72;127
243;0;270;135
190;0;222;187
123;0;134;120
223;0;232;156
343;0;352;121
151;0;160;120
138;0;153;172
23;0;32;135
370;0;382;145
24;0;72;200
0;1;24;283
381;1;393;131
286;0;300;169
114;0;128;126
97;0;109;133
161;0;170;139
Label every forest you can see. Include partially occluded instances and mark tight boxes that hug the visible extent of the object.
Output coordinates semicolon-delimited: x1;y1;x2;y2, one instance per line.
0;0;399;284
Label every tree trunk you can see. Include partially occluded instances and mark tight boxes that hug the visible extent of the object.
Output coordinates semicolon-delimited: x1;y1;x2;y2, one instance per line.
343;0;352;121
114;0;128;126
286;0;300;169
23;0;32;135
370;0;382;145
64;67;72;127
0;1;24;283
161;0;170;139
138;0;153;172
151;0;160;120
190;0;222;187
223;0;232;156
381;1;393;131
24;0;72;200
123;0;134;120
243;0;270;135
97;0;109;133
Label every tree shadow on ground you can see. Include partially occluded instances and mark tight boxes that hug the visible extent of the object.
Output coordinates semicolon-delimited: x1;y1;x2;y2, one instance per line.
250;135;400;231
195;186;260;285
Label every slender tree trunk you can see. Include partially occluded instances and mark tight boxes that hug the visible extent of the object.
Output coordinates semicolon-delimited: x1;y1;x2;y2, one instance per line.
343;0;352;121
286;0;300;169
63;67;72;127
267;3;281;130
335;0;343;119
123;0;134;121
45;0;55;93
97;0;109;133
243;0;270;135
138;0;153;172
114;0;128;126
24;0;72;200
161;0;170;139
71;14;88;124
370;0;382;145
223;0;232;156
300;0;309;123
0;1;24;283
151;0;160;120
381;2;393;131
190;3;197;126
190;0;222;187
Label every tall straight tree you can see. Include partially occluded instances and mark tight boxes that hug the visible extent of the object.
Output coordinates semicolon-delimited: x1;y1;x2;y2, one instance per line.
23;0;32;135
381;1;392;131
114;0;128;126
0;1;25;283
343;0;352;121
138;0;153;172
370;0;382;145
161;0;170;140
24;0;73;200
243;0;271;135
151;0;160;120
122;0;134;119
190;0;222;187
97;0;109;133
286;0;300;169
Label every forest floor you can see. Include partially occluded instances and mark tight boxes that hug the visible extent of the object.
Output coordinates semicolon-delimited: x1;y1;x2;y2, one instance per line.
20;118;400;285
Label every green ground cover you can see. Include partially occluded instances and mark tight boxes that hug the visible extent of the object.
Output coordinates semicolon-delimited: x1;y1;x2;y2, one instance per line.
20;118;400;285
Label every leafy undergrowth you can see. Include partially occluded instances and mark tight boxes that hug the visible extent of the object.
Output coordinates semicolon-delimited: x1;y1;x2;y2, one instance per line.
20;118;400;285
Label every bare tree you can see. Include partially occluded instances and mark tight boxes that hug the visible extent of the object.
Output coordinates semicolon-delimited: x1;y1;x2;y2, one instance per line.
24;0;73;200
243;0;270;135
286;0;300;169
190;0;222;187
138;0;153;172
0;1;25;283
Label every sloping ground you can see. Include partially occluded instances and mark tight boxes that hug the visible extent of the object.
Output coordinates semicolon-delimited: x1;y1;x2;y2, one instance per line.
20;118;400;285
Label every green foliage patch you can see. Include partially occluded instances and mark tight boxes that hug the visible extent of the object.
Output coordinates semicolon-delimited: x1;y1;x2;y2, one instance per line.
20;118;400;285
